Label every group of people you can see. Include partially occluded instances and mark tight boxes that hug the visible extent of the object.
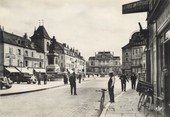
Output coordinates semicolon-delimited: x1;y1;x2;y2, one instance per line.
108;72;137;103
36;72;48;85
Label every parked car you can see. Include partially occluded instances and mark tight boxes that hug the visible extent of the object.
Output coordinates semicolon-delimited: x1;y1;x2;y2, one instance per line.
9;72;32;84
0;77;13;89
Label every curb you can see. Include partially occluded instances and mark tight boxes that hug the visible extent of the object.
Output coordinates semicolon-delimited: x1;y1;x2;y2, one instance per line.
100;89;130;117
0;84;65;96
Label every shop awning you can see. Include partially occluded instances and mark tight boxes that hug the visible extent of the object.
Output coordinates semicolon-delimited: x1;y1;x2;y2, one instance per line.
5;67;20;73
34;69;46;73
16;67;33;74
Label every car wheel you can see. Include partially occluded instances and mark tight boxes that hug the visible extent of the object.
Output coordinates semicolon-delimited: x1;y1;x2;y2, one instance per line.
17;81;20;84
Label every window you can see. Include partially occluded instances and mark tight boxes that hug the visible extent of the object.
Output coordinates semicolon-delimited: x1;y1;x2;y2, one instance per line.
9;47;13;54
136;49;138;54
25;51;28;56
18;40;21;44
126;53;128;55
126;58;128;61
31;52;34;57
25;61;28;67
18;49;21;55
61;63;63;67
115;61;118;65
61;56;63;60
39;62;42;68
47;42;49;51
17;60;20;66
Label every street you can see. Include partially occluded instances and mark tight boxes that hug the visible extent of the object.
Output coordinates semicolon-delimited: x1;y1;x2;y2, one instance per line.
0;76;129;117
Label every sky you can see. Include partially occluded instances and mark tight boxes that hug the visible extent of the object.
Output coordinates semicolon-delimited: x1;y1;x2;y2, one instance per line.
0;0;147;61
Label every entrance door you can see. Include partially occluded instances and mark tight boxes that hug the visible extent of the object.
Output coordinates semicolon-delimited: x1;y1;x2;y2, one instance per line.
164;40;170;116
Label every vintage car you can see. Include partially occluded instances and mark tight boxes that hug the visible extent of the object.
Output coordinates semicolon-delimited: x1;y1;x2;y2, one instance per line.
9;72;32;84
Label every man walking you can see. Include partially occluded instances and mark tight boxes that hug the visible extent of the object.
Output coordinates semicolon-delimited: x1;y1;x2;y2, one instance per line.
69;71;77;95
119;73;128;91
37;72;41;85
78;73;82;83
131;73;137;89
44;73;48;85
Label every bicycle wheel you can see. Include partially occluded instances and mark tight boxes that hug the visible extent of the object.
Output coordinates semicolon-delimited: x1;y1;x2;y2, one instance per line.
100;97;104;114
137;93;145;111
144;96;152;117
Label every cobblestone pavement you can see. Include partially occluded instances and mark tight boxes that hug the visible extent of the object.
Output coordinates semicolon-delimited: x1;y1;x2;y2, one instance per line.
0;77;109;117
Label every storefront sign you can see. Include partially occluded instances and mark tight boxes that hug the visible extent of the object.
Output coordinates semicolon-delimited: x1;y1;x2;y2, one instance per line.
122;0;149;14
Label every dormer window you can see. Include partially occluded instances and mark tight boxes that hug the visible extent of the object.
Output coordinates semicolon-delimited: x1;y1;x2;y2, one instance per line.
47;42;49;51
18;40;21;44
25;41;28;47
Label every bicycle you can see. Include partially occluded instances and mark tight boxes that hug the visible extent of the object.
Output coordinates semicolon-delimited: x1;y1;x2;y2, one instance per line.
96;88;107;115
137;88;153;117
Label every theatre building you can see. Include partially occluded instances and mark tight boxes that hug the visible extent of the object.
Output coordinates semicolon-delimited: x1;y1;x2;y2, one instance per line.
123;0;170;116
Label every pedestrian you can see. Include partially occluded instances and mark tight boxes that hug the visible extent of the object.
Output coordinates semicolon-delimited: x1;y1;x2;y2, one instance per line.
44;73;48;85
119;73;128;92
63;72;68;84
37;72;41;85
69;71;77;95
108;71;115;103
78;73;82;83
131;73;137;89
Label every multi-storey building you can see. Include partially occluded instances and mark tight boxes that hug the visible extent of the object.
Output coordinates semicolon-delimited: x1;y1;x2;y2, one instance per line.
47;36;86;74
0;27;45;77
122;43;131;75
87;51;120;75
122;0;170;116
0;25;86;77
122;31;146;78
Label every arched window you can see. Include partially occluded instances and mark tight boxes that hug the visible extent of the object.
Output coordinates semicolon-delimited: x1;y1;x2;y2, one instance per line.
25;51;28;56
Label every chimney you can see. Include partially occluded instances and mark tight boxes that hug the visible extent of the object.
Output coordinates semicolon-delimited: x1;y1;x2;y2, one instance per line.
63;43;66;47
112;51;114;56
23;33;28;39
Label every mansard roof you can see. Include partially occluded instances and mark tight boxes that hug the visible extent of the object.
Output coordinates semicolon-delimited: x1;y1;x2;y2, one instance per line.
122;43;131;49
0;30;44;53
31;25;51;40
95;51;114;60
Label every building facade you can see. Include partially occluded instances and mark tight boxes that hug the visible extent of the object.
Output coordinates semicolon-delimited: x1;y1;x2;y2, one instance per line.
48;37;86;74
0;27;45;77
0;25;86;77
122;0;170;116
122;43;131;76
147;0;170;116
87;51;121;75
122;31;146;79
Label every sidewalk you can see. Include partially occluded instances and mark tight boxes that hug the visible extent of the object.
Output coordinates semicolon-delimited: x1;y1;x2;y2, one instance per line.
103;89;156;117
0;77;93;96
